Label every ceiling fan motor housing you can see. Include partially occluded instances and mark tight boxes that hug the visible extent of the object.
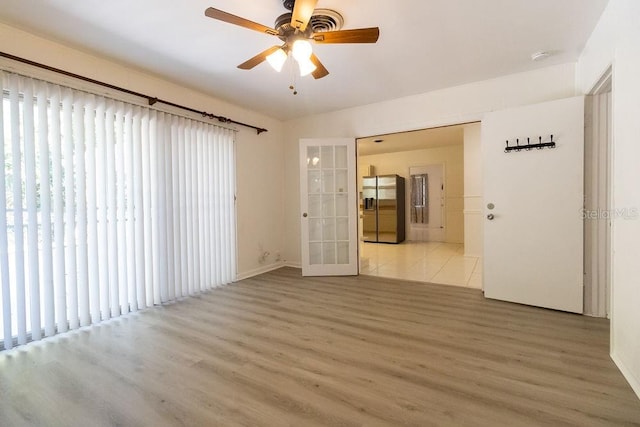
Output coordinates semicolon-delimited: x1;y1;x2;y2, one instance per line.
274;9;344;41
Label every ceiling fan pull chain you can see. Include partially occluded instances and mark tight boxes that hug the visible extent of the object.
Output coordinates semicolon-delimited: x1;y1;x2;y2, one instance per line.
289;58;298;95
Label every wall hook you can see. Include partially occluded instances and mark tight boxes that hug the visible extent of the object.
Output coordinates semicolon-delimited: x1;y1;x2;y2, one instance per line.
504;134;557;153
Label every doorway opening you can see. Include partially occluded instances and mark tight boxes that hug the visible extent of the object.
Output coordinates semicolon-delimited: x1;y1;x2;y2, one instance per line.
356;122;482;288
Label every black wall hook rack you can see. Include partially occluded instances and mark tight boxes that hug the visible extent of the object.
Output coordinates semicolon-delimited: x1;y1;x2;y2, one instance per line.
505;135;556;153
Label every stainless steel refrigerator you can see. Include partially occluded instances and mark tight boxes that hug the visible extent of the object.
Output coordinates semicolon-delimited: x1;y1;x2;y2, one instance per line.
362;175;405;243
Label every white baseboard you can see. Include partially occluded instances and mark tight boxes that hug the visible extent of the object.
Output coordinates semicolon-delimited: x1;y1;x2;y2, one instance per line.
236;262;285;281
284;261;301;269
611;352;640;400
582;312;608;319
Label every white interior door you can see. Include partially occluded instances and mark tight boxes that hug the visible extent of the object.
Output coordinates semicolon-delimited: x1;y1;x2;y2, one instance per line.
300;138;358;276
483;96;584;313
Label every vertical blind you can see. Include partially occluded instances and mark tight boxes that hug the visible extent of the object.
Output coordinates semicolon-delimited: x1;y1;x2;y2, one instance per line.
0;70;236;350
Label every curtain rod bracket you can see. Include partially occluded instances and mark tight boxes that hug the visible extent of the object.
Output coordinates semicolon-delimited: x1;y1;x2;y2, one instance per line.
148;97;158;106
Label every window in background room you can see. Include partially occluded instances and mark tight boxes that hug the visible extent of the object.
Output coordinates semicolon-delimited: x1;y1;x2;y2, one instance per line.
410;173;428;224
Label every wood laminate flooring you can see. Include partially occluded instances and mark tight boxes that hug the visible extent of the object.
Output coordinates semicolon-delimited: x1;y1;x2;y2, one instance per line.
0;267;639;426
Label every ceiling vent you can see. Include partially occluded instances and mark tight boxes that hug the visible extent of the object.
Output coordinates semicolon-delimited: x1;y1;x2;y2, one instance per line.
275;9;343;34
309;9;344;33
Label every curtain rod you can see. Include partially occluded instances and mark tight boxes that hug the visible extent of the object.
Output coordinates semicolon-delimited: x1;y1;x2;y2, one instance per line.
0;51;268;135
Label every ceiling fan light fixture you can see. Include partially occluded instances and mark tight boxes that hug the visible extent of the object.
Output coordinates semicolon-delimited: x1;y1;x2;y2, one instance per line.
266;48;288;72
298;56;317;76
204;4;381;82
292;39;313;61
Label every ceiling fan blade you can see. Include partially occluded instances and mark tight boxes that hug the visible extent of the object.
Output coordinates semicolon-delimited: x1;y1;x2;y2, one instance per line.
238;46;282;70
310;54;329;79
205;7;279;36
290;0;318;31
313;27;380;44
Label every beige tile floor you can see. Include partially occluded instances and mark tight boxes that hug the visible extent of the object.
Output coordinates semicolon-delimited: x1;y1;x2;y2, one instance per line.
359;241;482;289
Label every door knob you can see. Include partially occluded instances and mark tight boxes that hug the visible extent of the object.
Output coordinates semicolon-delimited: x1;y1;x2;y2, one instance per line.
302;213;308;218
487;213;495;220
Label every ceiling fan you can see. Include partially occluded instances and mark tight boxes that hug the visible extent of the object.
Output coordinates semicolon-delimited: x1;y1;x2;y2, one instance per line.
204;0;380;79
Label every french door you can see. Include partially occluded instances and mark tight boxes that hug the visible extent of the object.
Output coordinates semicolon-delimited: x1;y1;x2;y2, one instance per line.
299;138;358;276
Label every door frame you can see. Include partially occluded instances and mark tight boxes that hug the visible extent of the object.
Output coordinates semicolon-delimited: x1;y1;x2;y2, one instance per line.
584;67;613;319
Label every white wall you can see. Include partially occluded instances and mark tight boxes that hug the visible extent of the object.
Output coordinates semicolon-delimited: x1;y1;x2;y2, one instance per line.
359;144;464;244
284;63;577;266
0;23;286;279
463;123;483;257
576;0;640;398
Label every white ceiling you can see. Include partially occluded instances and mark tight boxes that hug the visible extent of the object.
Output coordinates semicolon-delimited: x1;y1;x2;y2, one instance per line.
358;124;467;156
0;0;608;121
